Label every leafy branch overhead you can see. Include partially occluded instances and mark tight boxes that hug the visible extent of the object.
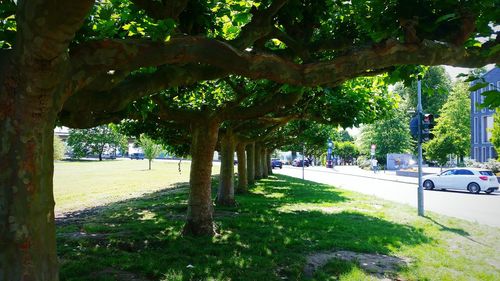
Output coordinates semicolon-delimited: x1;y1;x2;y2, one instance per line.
4;0;491;128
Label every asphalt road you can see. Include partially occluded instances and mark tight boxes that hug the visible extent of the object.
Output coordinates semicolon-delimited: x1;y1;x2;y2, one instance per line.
274;165;500;228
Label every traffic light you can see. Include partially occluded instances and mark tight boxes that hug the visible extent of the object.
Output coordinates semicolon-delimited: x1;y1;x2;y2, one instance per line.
421;113;434;142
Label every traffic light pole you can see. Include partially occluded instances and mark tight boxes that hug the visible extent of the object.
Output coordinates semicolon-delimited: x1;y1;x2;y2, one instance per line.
417;77;424;217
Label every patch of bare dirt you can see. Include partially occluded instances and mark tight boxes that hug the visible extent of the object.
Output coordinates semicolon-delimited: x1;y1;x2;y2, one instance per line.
304;250;411;280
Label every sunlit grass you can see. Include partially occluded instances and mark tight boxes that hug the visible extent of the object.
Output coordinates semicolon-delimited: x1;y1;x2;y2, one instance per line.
56;172;500;280
53;159;219;215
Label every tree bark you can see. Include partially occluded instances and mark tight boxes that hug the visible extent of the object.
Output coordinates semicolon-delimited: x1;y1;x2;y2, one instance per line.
267;151;273;175
182;119;219;236
0;65;60;280
254;143;263;180
216;131;236;206
246;142;255;185
236;142;248;193
262;148;269;178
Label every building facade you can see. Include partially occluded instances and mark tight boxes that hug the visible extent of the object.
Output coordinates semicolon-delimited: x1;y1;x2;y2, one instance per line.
470;67;500;162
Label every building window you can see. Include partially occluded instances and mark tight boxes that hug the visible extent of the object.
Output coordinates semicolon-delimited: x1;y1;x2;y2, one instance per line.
486;116;493;142
482;147;487;162
483;116;488;143
479;87;488;112
474;147;479;161
474;117;479;144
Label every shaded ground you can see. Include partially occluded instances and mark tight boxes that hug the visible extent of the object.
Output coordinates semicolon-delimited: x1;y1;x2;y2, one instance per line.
56;174;500;281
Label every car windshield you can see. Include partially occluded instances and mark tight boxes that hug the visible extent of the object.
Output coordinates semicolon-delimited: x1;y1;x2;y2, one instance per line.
479;171;494;176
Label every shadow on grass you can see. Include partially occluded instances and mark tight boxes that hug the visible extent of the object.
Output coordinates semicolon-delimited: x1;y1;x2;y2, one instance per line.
57;174;431;281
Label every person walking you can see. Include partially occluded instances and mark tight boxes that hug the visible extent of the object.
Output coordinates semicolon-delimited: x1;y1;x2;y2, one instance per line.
371;158;378;173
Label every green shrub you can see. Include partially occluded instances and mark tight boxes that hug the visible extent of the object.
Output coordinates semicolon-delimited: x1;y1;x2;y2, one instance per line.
54;136;66;161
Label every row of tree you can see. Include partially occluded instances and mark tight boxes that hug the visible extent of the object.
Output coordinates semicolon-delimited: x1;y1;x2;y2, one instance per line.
1;0;499;279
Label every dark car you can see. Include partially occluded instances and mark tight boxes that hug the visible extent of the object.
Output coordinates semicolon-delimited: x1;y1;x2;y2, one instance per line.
292;158;309;167
271;159;282;169
130;153;145;160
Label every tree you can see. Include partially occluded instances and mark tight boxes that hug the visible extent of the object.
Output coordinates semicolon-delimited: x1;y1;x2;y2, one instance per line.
139;134;163;170
1;0;499;278
424;82;471;165
335;141;359;164
357;105;413;164
67;125;126;161
396;66;452;116
53;136;66;161
490;111;500;159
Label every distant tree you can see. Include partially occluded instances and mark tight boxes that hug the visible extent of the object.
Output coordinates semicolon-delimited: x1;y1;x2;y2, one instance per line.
356;106;413;164
53;136;66;161
140;134;163;170
334;141;359;164
67;125;125;161
396;66;452;116
424;82;470;165
490;111;500;159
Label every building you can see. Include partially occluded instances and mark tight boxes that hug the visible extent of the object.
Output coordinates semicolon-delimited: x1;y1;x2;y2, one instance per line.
470;67;500;162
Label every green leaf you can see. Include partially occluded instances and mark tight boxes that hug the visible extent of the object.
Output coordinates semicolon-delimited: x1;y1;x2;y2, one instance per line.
435;13;457;24
468;82;489;91
233;13;251;25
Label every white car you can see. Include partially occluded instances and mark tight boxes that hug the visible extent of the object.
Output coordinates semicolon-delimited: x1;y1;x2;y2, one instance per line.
422;168;499;194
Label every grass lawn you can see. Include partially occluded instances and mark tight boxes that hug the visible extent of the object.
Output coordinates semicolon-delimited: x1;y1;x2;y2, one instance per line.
55;171;500;281
53;159;219;215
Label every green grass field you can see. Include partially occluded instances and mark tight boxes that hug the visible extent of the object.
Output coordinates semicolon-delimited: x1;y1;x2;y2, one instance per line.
54;162;500;281
53;159;219;215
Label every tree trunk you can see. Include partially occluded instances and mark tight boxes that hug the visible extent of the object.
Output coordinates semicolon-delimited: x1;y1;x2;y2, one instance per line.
236;142;248;193
99;153;103;161
0;68;60;280
149;159;152;170
216;131;236;206
262;148;269;178
246;142;255;185
254;143;263;180
267;151;273;175
182;120;219;236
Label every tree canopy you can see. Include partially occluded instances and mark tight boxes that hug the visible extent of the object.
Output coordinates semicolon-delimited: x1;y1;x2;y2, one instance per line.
2;0;500;278
424;82;471;165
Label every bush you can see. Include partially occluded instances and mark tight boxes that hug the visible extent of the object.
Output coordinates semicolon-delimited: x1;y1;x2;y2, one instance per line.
357;155;371;170
464;158;500;174
54;136;66;161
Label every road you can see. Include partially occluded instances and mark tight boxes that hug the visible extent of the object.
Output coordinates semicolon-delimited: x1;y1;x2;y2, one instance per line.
274;165;500;228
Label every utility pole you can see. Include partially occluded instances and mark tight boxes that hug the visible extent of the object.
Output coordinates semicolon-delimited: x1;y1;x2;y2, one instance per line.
417;76;424;217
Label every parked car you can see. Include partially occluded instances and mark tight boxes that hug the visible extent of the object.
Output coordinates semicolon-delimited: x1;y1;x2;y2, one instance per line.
130;153;145;160
292;158;309;167
271;159;282;169
422;168;499;194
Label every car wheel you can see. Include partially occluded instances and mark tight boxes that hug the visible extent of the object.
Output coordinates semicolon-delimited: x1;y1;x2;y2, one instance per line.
467;182;481;194
485;189;494;195
423;180;434;190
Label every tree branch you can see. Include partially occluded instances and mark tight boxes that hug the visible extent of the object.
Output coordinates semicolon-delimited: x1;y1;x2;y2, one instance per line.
71;36;499;89
231;0;290;49
17;0;94;61
60;64;227;127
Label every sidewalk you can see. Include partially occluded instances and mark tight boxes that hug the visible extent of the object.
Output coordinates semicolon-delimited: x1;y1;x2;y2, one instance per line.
304;165;419;185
